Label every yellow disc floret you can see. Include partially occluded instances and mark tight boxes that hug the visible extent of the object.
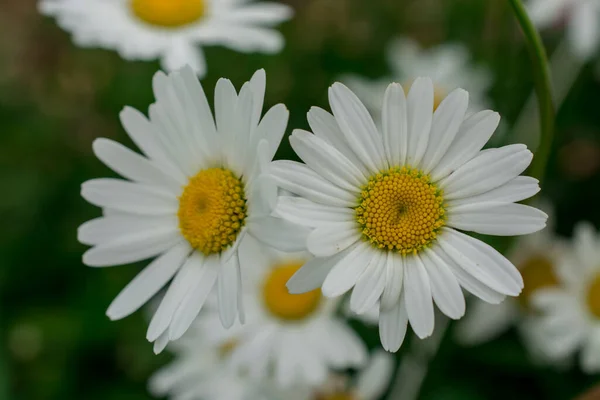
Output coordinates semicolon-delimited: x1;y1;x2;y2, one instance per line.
130;0;205;28
178;168;246;255
517;255;558;310
355;166;445;255
587;273;600;319
263;262;322;321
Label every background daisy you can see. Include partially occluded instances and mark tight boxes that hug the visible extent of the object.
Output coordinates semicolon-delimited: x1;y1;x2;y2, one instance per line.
273;79;547;352
342;37;493;120
38;0;293;76
78;66;305;352
528;0;600;60
197;242;367;387
532;222;600;373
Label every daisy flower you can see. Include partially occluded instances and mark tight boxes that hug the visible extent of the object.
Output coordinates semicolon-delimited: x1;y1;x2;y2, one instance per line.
38;0;293;77
198;241;367;387
343;37;492;118
528;0;600;61
78;66;305;349
311;350;394;400
271;79;548;352
456;210;564;347
532;222;600;373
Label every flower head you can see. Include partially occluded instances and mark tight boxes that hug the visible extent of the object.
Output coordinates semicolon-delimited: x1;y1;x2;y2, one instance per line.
272;79;547;352
78;66;305;351
39;0;293;76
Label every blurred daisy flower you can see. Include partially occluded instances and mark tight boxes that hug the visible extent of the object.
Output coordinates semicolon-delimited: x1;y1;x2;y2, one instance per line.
343;37;493;119
38;0;293;76
532;222;600;373
271;79;547;352
311;350;394;400
456;209;564;356
528;0;600;61
78;66;305;348
198;243;367;387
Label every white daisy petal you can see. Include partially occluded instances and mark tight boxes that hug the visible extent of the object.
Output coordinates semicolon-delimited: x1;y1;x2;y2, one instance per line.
322;242;372;298
446;176;540;210
569;1;600;60
306;222;361;257
169;254;220;340
287;248;352;294
440;144;533;200
248;216;310;252
404;255;435;339
350;250;387;314
249;68;266;128
431;110;500;181
215;78;239;170
226;3;293;25
379;293;409;352
329;83;386;173
448;203;547;236
81;178;178;215
153;331;170;355
106;242;192;321
421;248;465;319
217;253;240;328
78;215;177;246
253;103;289;163
581;326;600;373
420;88;469;173
438;228;522;296
290;129;365;191
307;106;369;175
274;196;355;228
382;82;408;166
269;160;357;207
381;252;404;310
355;351;394;400
406;77;434;168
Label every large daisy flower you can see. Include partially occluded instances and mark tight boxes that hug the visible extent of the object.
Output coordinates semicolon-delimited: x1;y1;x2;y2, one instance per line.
532;222;600;373
38;0;293;77
528;0;600;61
271;79;548;352
77;66;305;349
198;241;367;387
457;210;564;348
342;37;492;118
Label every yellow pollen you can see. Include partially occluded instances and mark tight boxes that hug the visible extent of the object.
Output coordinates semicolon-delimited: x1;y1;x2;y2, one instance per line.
263;262;322;321
517;255;558;310
130;0;205;28
404;80;446;111
586;274;600;319
355;166;445;255
178;168;246;255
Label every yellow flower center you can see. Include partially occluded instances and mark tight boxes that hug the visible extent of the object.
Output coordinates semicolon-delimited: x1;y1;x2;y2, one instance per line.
517;255;558;310
130;0;205;28
355;167;445;255
263;262;322;321
586;274;600;319
178;168;246;255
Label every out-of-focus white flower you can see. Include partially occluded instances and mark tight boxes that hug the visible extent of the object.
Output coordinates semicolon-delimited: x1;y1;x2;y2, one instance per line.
528;0;600;61
38;0;293;76
311;351;394;400
77;66;305;352
342;37;493;120
532;222;600;373
271;79;546;352
456;212;564;353
198;242;367;388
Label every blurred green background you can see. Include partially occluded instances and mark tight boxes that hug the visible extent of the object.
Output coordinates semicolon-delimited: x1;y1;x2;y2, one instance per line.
2;0;600;399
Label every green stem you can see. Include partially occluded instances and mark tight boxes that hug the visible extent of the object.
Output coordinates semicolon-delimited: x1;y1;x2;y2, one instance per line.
508;0;555;184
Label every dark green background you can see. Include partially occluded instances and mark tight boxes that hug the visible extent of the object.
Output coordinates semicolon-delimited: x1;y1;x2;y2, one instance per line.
2;0;600;398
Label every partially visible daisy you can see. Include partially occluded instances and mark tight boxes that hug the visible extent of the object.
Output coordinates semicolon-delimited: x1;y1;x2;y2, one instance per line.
528;0;600;60
39;0;292;77
149;331;310;400
311;350;394;400
343;37;492;118
78;66;305;350
272;79;547;352
532;222;600;373
456;208;564;347
198;241;367;387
